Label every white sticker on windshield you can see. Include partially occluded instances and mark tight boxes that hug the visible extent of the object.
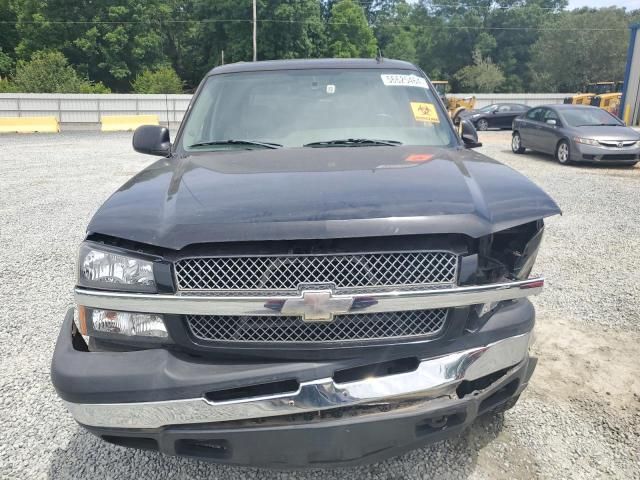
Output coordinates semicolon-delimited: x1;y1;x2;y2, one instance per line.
381;74;429;89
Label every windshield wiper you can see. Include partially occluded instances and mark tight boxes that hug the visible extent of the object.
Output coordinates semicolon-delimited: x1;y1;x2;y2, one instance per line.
303;138;402;148
188;139;283;149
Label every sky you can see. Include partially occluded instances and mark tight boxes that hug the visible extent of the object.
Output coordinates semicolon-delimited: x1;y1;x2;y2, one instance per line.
567;0;640;8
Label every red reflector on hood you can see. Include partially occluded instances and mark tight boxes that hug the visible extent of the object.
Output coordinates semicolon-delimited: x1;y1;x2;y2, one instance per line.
405;154;434;163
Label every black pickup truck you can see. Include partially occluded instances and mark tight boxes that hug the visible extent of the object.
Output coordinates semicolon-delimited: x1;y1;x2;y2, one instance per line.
51;58;560;468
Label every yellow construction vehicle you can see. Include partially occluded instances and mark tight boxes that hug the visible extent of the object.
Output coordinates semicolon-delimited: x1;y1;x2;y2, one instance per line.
563;82;615;105
432;80;476;123
590;81;623;116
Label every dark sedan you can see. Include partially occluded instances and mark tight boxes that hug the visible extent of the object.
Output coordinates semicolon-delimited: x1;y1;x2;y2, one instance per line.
462;103;530;131
512;104;640;166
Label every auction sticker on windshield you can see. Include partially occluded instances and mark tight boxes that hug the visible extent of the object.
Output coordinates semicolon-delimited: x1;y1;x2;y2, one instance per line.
410;102;440;123
381;74;429;89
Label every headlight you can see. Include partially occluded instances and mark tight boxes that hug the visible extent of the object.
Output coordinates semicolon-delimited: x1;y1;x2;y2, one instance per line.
573;137;599;146
79;307;168;340
78;243;156;292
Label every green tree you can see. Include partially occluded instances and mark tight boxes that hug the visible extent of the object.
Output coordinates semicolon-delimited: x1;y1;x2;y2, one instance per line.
132;66;184;93
189;0;252;73
530;7;629;92
374;1;417;63
0;77;18;92
384;30;417;63
454;50;505;92
0;49;13;76
259;0;326;60
13;50;110;93
0;0;17;75
13;0;171;91
486;0;566;92
327;0;377;58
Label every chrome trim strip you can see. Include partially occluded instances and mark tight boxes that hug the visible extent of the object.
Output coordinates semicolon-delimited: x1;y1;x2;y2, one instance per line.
74;278;544;316
64;333;531;429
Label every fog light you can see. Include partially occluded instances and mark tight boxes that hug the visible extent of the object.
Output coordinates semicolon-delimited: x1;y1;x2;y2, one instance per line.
84;308;168;338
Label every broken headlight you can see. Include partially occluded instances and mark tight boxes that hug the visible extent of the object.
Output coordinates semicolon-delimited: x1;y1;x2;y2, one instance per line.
477;220;544;284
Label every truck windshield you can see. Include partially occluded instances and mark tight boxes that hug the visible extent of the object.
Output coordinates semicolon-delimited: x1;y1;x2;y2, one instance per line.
180;69;455;151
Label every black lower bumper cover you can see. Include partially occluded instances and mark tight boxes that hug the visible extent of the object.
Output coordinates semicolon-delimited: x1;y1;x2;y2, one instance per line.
83;358;535;469
54;301;537;468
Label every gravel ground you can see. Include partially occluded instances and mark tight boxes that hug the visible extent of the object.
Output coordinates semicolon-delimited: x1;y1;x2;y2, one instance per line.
0;131;638;479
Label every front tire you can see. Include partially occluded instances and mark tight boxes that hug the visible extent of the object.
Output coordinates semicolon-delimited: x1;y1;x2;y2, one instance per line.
511;132;525;153
555;140;571;165
476;118;489;131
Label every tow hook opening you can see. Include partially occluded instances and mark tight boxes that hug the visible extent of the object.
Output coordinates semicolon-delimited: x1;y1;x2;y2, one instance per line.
415;411;466;436
175;439;232;459
456;367;511;399
478;379;520;414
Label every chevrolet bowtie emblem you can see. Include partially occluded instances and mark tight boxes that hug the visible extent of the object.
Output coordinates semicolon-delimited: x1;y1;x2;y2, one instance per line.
280;290;354;322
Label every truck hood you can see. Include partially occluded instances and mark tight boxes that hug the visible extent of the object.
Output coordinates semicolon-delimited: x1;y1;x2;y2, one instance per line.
88;146;560;250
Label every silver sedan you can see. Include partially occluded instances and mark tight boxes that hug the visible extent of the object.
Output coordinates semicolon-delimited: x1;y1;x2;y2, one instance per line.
511;104;640;166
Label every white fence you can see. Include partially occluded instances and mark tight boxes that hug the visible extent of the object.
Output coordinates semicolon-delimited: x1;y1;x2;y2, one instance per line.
0;93;192;127
0;93;568;129
469;93;567;108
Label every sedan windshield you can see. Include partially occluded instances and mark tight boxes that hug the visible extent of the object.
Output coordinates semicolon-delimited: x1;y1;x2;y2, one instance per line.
180;69;455;151
560;107;623;127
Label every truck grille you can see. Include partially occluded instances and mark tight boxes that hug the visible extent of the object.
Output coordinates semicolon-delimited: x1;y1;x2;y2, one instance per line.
186;309;448;343
174;251;458;294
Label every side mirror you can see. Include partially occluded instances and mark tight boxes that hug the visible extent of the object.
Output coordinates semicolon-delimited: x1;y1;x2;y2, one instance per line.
546;119;557;126
133;125;171;157
460;119;483;149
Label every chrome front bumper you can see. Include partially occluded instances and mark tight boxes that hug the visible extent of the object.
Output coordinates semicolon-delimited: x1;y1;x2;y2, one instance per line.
64;331;532;429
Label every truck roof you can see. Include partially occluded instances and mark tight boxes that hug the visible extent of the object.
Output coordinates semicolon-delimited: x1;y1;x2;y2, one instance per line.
207;58;419;76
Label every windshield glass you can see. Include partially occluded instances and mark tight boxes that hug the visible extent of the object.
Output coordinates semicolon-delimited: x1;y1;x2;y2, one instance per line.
560;107;622;127
479;104;498;113
180;69;455;151
432;82;447;97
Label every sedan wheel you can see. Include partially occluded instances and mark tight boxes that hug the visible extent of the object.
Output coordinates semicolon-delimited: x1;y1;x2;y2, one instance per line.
556;140;571;165
477;119;489;131
511;132;525;154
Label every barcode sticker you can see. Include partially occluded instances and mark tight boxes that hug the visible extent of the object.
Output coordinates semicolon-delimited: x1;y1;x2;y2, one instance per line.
381;74;429;89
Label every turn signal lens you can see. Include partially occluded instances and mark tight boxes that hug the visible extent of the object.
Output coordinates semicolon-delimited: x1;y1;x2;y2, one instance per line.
87;308;168;339
78;305;88;335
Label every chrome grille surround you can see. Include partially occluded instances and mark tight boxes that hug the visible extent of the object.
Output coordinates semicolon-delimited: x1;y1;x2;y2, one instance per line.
597;140;637;148
174;250;458;294
186;309;448;343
